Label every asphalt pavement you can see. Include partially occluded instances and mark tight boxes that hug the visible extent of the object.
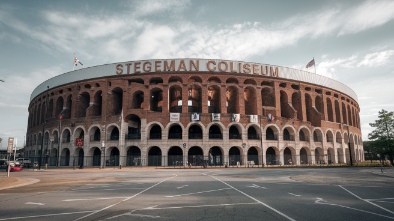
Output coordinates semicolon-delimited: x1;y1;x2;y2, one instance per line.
0;167;393;221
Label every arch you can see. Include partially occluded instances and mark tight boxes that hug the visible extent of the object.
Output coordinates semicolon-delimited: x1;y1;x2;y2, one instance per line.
280;90;292;119
108;87;123;115
315;95;324;114
189;124;203;139
89;126;101;142
188;84;202;113
76;92;90;118
244;79;257;85
305;93;313;123
148;146;162;166
168;146;183;166
47;99;54;119
244;86;257;115
335;100;341;123
261;87;275;107
226;86;239;113
313;129;323;142
283;147;295;165
247;126;259;140
247;147;259;165
169;85;182;113
342;102;347;124
168;124;183;139
60;148;70;166
336;131;343;143
92;91;103;116
266;126;279;140
266;147;279;165
61;129;71;143
188;76;202;83
64;95;72;119
127;146;141;166
149;77;163;85
209;124;223;139
209;146;223;166
347;105;352;126
326;130;334;143
75;148;84;167
150;88;163;112
208;77;221;83
107;147;120;166
292;92;302;120
125;114;141;140
131;90;144;109
327;148;334;164
149;124;162;139
208;85;221;113
229;146;242;166
326;98;334;122
315;147;324;164
283;126;295;141
109;127;119;141
226;78;239;84
168;76;183;83
55;96;64;118
92;147;101;166
188;146;204;166
299;127;311;142
300;147;310;164
229;125;241;139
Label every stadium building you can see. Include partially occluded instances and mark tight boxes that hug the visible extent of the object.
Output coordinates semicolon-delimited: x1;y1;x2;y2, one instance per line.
24;58;363;167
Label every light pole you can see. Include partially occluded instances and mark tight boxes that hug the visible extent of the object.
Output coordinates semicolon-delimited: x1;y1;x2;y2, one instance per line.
39;86;50;170
101;141;105;168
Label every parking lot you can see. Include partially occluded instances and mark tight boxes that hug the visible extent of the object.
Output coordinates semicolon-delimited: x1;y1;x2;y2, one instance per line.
0;167;394;220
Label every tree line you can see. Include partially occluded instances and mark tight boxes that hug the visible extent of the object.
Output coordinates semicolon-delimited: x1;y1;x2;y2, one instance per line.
364;109;394;166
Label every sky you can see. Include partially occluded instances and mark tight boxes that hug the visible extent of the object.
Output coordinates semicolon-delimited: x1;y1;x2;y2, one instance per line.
0;0;394;149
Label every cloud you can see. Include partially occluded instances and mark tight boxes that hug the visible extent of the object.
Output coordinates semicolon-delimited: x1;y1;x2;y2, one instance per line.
129;0;191;17
338;0;394;35
357;50;394;67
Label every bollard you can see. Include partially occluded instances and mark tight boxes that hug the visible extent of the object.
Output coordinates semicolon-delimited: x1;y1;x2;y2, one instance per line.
119;164;122;169
45;163;48;170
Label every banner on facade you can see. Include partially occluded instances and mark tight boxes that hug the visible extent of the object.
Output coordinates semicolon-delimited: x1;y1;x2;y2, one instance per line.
212;113;220;121
250;115;258;123
268;113;275;121
170;113;180;122
191;113;200;121
75;138;84;147
232;114;240;122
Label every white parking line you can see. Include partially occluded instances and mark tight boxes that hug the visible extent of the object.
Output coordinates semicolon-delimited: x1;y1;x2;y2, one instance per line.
339;185;394;215
165;188;231;197
209;175;296;221
63;197;128;202
73;175;177;221
141;202;259;210
315;197;394;219
0;211;95;221
25;202;45;206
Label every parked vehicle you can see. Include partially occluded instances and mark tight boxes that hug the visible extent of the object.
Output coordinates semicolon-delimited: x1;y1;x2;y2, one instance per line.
16;158;31;168
0;160;23;172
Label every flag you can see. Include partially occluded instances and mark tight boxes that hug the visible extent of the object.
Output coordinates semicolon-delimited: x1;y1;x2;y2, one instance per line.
305;59;315;68
74;55;83;66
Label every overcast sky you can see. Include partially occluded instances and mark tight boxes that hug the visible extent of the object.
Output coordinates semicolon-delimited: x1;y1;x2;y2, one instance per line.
0;0;393;149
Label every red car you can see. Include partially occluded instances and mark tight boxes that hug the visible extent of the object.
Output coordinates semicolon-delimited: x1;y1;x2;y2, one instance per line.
0;160;23;172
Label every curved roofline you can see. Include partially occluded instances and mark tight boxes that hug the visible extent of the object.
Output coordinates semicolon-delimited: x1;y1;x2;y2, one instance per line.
30;58;358;102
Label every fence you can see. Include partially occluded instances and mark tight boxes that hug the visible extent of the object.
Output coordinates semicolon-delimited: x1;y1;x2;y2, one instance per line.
17;153;361;169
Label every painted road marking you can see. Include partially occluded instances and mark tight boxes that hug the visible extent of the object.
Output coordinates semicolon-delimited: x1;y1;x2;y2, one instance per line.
107;212;161;219
73;175;177;221
176;185;188;189
247;184;267;189
165;188;231;198
63;197;128;202
315;197;394;219
0;211;94;221
25;202;45;206
209;175;296;221
288;193;301;197
141;202;259;210
339;185;394;215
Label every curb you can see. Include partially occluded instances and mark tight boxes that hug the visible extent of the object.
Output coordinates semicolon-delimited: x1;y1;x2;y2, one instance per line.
0;178;40;191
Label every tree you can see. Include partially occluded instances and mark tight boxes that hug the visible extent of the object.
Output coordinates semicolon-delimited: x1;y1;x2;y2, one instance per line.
368;109;394;165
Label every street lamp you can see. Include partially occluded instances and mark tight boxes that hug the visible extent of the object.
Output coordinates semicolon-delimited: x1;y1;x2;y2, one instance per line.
101;141;105;168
